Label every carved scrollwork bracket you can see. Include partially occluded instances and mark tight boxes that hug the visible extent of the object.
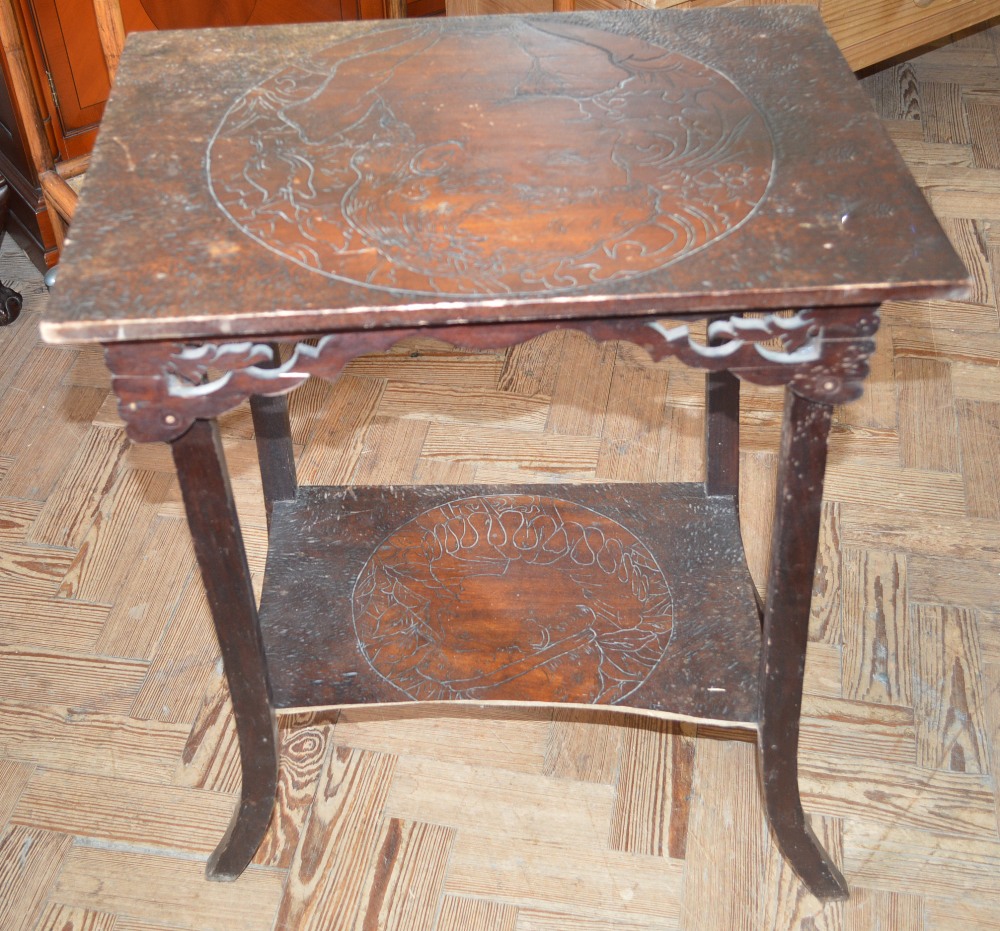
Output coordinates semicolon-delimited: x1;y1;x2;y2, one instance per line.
644;304;879;405
104;304;879;443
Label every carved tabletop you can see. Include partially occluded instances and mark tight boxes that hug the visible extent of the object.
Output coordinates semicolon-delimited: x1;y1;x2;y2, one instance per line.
42;9;963;344
40;7;967;900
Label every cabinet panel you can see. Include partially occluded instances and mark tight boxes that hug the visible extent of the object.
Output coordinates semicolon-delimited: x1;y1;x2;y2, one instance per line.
29;0;107;158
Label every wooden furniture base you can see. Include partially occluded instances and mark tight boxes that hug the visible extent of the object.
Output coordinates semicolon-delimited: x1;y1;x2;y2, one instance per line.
41;9;968;902
163;335;850;898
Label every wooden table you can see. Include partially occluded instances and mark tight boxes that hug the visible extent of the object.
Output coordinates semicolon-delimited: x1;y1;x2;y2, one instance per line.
41;8;968;901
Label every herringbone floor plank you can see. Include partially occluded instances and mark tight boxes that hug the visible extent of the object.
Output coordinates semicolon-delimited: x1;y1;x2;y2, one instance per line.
2;22;1000;930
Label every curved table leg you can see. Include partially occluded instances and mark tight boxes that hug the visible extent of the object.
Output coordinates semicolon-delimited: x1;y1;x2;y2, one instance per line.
172;418;279;881
758;388;848;900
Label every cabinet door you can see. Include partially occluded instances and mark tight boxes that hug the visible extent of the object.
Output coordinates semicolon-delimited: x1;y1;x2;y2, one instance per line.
29;0;109;158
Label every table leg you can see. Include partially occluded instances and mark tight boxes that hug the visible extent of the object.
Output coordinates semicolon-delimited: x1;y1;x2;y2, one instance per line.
171;418;279;881
705;367;740;500
705;317;741;500
758;387;848;900
250;400;297;532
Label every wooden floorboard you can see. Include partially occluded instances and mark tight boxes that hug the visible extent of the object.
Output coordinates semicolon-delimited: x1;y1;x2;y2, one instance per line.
2;24;1000;930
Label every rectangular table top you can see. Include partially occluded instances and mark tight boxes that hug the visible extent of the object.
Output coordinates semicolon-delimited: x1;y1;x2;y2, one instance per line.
42;8;968;345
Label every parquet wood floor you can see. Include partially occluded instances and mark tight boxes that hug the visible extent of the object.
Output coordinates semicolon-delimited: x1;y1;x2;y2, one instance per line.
3;23;1000;931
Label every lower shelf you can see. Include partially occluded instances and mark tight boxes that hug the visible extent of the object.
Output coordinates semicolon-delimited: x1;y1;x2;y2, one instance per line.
258;482;763;726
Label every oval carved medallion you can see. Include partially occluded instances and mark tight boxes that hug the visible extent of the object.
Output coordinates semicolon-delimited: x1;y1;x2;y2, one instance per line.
351;495;675;704
208;19;774;295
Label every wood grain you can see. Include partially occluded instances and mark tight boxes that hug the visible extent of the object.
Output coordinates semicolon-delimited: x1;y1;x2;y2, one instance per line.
609;718;694;859
680;736;767;931
446;833;684;926
910;603;989;774
0;649;148;712
0;759;34;828
128;579;221;724
799;754;997;836
284;364;379;479
956;398;1000;520
809;502;844;645
93;517;195;660
353;818;455;931
895;356;961;471
843;820;1000;898
385;756;615;849
841;548;910;706
543;709;622;783
34;903;117;931
175;679;241;796
438;896;518;931
843;889;924;931
545;332;616;438
799;696;916;766
596;355;672;482
51;847;284;929
56;469;173;603
0;388;106;502
337;705;551;775
10;768;236;853
252;717;336;870
26;426;131;548
0;702;188;782
3;22;1000;927
907;553;1000;611
0;826;73;931
272;748;397;931
350;416;429;485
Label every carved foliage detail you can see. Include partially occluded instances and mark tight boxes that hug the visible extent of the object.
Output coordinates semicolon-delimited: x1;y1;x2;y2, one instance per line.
207;19;774;295
351;494;675;704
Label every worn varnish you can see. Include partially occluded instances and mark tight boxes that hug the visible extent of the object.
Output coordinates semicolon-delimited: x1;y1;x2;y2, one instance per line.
260;483;761;721
40;9;965;344
33;6;969;905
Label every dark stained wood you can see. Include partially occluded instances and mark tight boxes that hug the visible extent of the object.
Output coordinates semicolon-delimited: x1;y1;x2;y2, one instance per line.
103;307;882;445
41;10;967;345
249;347;297;529
36;7;970;901
758;388;847;900
705;319;741;500
170;419;278;880
258;483;762;723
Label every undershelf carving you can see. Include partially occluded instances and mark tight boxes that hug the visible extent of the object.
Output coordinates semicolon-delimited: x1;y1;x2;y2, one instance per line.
105;306;879;442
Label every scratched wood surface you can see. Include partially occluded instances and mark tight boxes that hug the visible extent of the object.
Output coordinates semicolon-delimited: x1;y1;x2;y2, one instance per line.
3;21;1000;930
